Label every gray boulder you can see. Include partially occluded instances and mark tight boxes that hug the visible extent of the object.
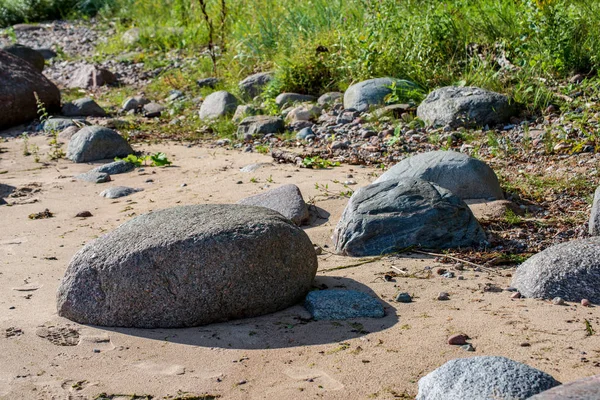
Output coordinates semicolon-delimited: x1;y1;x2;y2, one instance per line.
333;178;486;257
511;238;600;303
91;160;135;175
237;184;310;226
2;44;45;72
122;95;150;112
417;356;560;400
67;126;133;163
0;50;60;129
589;186;600;236
62;97;106;117
75;171;111;183
143;102;165;118
343;78;418;112
199;91;238;120
41;118;82;133
232;105;258;122
56;204;318;328
67;64;117;89
317;92;343;106
237;115;284;139
374;150;503;200
304;290;384;320
99;186;142;199
275;93;317;108
239;72;273;98
528;374;600;399
417;86;516;127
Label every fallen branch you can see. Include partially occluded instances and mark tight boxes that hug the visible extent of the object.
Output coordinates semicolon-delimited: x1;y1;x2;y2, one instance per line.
412;249;498;274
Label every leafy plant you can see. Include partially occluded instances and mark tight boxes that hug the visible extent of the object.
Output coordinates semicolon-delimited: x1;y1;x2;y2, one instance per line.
149;152;172;166
302;156;340;169
115;153;172;167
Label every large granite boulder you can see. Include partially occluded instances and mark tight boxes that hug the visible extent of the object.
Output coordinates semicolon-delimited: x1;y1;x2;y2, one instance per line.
417;86;517;127
333;178;486;256
199;91;238;120
417;356;560;400
275;93;316;108
343;78;418;112
589;186;600;236
57;204;318;328
0;50;60;129
528;374;600;399
237;115;284;139
374;150;503;200
237;184;310;226
239;72;273;98
511;238;600;303
67;126;133;163
62;97;107;117
2;44;45;72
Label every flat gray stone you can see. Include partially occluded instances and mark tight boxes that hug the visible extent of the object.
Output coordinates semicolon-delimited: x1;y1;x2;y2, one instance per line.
511;238;600;303
417;86;517;127
67;64;117;89
3;44;45;72
374;150;503;200
343;78;418;112
41;118;82;133
275;93;317;108
75;171;111;183
237;115;284;139
199;91;238;120
57;204;318;328
67;126;133;163
317;92;343;106
62;97;106;117
196;77;220;88
237;184;310;226
417;356;560;400
304;290;384;320
91;160;135;175
99;186;142;199
589;186;600;236
143;102;165;118
239;163;270;173
122;95;150;112
239;72;273;98
528;374;600;399
333;178;486;256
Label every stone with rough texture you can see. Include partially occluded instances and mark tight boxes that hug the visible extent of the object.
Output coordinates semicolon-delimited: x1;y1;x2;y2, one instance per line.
57;204;318;328
528;374;600;399
304;290;384;320
199;91;238;120
62;97;106;117
286;105;322;122
417;86;516;128
343;78;418;112
196;77;220;88
417;356;560;400
333;178;486;257
42;118;82;132
239;72;273;98
99;186;142;199
91;160;135;175
67;64;117;89
318;92;343;106
2;44;45;72
75;171;111;183
237;184;310;226
275;93;317;108
67;126;133;163
232;105;258;122
0;50;60;129
58;126;80;141
511;238;600;303
375;150;503;200
589;186;600;236
237;115;284;139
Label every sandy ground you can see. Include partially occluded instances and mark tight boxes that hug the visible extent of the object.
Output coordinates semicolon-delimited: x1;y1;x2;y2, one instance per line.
1;134;600;400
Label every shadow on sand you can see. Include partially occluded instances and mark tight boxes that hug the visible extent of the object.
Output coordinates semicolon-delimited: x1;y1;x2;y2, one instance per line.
98;276;398;350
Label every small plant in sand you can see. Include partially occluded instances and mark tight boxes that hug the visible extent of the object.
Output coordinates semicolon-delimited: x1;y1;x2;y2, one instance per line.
21;133;31;156
115;153;173;167
302;156;340;169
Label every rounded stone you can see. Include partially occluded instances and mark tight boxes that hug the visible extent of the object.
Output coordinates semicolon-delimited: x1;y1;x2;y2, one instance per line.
57;204;318;328
528;374;600;399
343;78;419;112
67;126;133;163
199;90;238;120
2;44;45;72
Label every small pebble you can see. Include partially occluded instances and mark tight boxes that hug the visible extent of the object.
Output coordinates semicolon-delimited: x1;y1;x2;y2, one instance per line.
75;211;93;218
511;292;522;299
395;292;412;303
236;181;243;184
93;349;100;353
461;344;475;352
552;297;565;305
581;299;591;307
9;306;15;310
442;271;455;279
457;276;465;281
520;342;531;347
504;287;518;292
448;334;468;345
145;179;154;183
437;292;450;301
181;183;187;187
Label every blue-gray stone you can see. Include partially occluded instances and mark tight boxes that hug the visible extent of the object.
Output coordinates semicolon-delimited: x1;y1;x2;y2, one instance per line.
296;127;314;140
343;78;419;112
237;115;284;139
67;126;133;163
237;184;309;226
91;160;135;175
333;178;486;257
374;150;503;200
239;72;273;98
41;118;83;132
75;171;111;183
62;98;106;117
395;292;412;303
511;238;600;303
304;289;385;320
417;356;560;400
99;186;142;199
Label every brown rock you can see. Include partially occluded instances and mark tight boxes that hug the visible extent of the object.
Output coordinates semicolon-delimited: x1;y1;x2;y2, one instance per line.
448;334;468;345
67;64;116;89
0;50;60;129
582;299;591;307
75;211;93;218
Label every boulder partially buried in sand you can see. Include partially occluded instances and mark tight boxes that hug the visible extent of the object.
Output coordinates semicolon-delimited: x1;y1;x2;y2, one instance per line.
57;204;318;328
